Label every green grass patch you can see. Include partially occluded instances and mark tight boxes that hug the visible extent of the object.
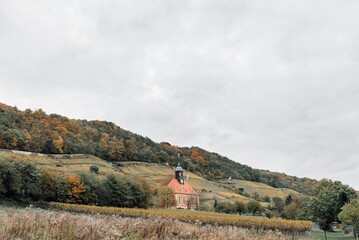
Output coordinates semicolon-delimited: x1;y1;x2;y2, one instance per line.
307;230;354;240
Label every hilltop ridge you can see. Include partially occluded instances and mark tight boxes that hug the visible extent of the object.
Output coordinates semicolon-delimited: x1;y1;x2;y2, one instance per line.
0;102;317;192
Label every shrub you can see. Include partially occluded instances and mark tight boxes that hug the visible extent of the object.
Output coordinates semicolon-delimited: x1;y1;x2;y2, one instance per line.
90;165;99;173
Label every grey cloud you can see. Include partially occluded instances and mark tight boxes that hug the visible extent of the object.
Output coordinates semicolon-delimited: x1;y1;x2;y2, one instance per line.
1;0;359;189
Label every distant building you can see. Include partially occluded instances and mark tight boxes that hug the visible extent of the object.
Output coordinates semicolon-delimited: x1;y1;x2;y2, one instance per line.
167;163;199;209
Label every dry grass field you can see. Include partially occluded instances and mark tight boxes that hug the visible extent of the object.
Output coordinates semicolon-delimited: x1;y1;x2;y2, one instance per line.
0;204;309;240
0;202;316;240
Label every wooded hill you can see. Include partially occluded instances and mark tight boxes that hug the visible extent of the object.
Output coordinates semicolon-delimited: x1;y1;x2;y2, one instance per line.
0;103;316;193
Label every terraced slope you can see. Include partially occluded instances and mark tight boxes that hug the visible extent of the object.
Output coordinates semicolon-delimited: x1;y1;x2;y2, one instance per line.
215;179;300;200
1;149;298;210
119;162;254;210
0;149;119;176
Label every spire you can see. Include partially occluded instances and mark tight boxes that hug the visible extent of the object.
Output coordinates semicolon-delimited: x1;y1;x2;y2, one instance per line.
175;162;183;172
175;155;184;184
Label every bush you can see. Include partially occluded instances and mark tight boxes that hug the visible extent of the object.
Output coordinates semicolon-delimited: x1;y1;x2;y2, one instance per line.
90;165;99;173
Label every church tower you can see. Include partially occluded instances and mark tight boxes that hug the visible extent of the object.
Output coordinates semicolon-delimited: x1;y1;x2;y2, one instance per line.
175;163;184;184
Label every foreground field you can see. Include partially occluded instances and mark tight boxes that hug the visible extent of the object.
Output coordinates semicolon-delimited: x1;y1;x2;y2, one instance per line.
0;204;308;240
49;202;312;234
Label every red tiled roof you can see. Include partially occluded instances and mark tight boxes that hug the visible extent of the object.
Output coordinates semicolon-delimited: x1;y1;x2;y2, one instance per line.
167;179;198;195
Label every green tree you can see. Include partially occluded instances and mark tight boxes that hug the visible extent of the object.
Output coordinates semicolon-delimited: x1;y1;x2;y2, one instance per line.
41;171;67;202
90;165;99;173
252;192;260;201
306;179;357;239
262;195;271;202
0;159;21;200
272;197;285;214
18;163;43;201
235;201;247;215
103;175;129;207
285;194;293;205
282;202;300;220
42;139;56;154
215;201;236;214
247;200;263;215
78;172;100;205
136;177;153;208
338;200;359;240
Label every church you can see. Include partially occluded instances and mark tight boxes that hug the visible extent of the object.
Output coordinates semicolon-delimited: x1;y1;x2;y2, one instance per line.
167;163;199;209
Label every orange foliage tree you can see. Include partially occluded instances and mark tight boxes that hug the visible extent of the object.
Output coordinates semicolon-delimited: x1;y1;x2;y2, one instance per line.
66;175;86;203
190;147;207;166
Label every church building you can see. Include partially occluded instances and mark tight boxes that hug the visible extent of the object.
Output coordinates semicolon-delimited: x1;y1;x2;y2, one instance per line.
167;163;199;209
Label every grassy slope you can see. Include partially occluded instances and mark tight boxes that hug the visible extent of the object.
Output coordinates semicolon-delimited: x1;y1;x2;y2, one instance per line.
119;162;252;207
119;162;301;209
0;150;119;176
215;179;300;199
1;149;299;209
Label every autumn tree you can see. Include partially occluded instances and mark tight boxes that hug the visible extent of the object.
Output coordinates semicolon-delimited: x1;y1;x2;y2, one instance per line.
125;136;137;161
156;186;176;208
108;137;125;161
190;147;207;166
66;175;86;203
52;136;64;153
96;133;109;158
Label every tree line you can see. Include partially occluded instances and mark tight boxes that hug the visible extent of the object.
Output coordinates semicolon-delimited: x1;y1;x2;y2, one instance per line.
0;103;316;192
215;179;358;239
0;158;152;208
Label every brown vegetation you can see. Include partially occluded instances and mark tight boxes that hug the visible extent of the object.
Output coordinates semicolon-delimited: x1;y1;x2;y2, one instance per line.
48;202;313;233
0;205;300;239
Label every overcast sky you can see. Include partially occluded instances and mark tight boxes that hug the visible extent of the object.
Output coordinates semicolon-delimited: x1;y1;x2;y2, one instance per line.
1;1;359;189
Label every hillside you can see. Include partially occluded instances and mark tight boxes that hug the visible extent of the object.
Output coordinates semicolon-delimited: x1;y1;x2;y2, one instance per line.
118;161;258;210
0;102;317;193
0;149;257;209
215;179;300;200
0;149;118;176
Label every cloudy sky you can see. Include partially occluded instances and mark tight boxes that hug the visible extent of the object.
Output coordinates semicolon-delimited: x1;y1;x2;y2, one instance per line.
1;1;359;189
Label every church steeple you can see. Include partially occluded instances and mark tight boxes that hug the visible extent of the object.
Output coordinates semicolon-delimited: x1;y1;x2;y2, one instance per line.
175;163;184;184
175;162;184;184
